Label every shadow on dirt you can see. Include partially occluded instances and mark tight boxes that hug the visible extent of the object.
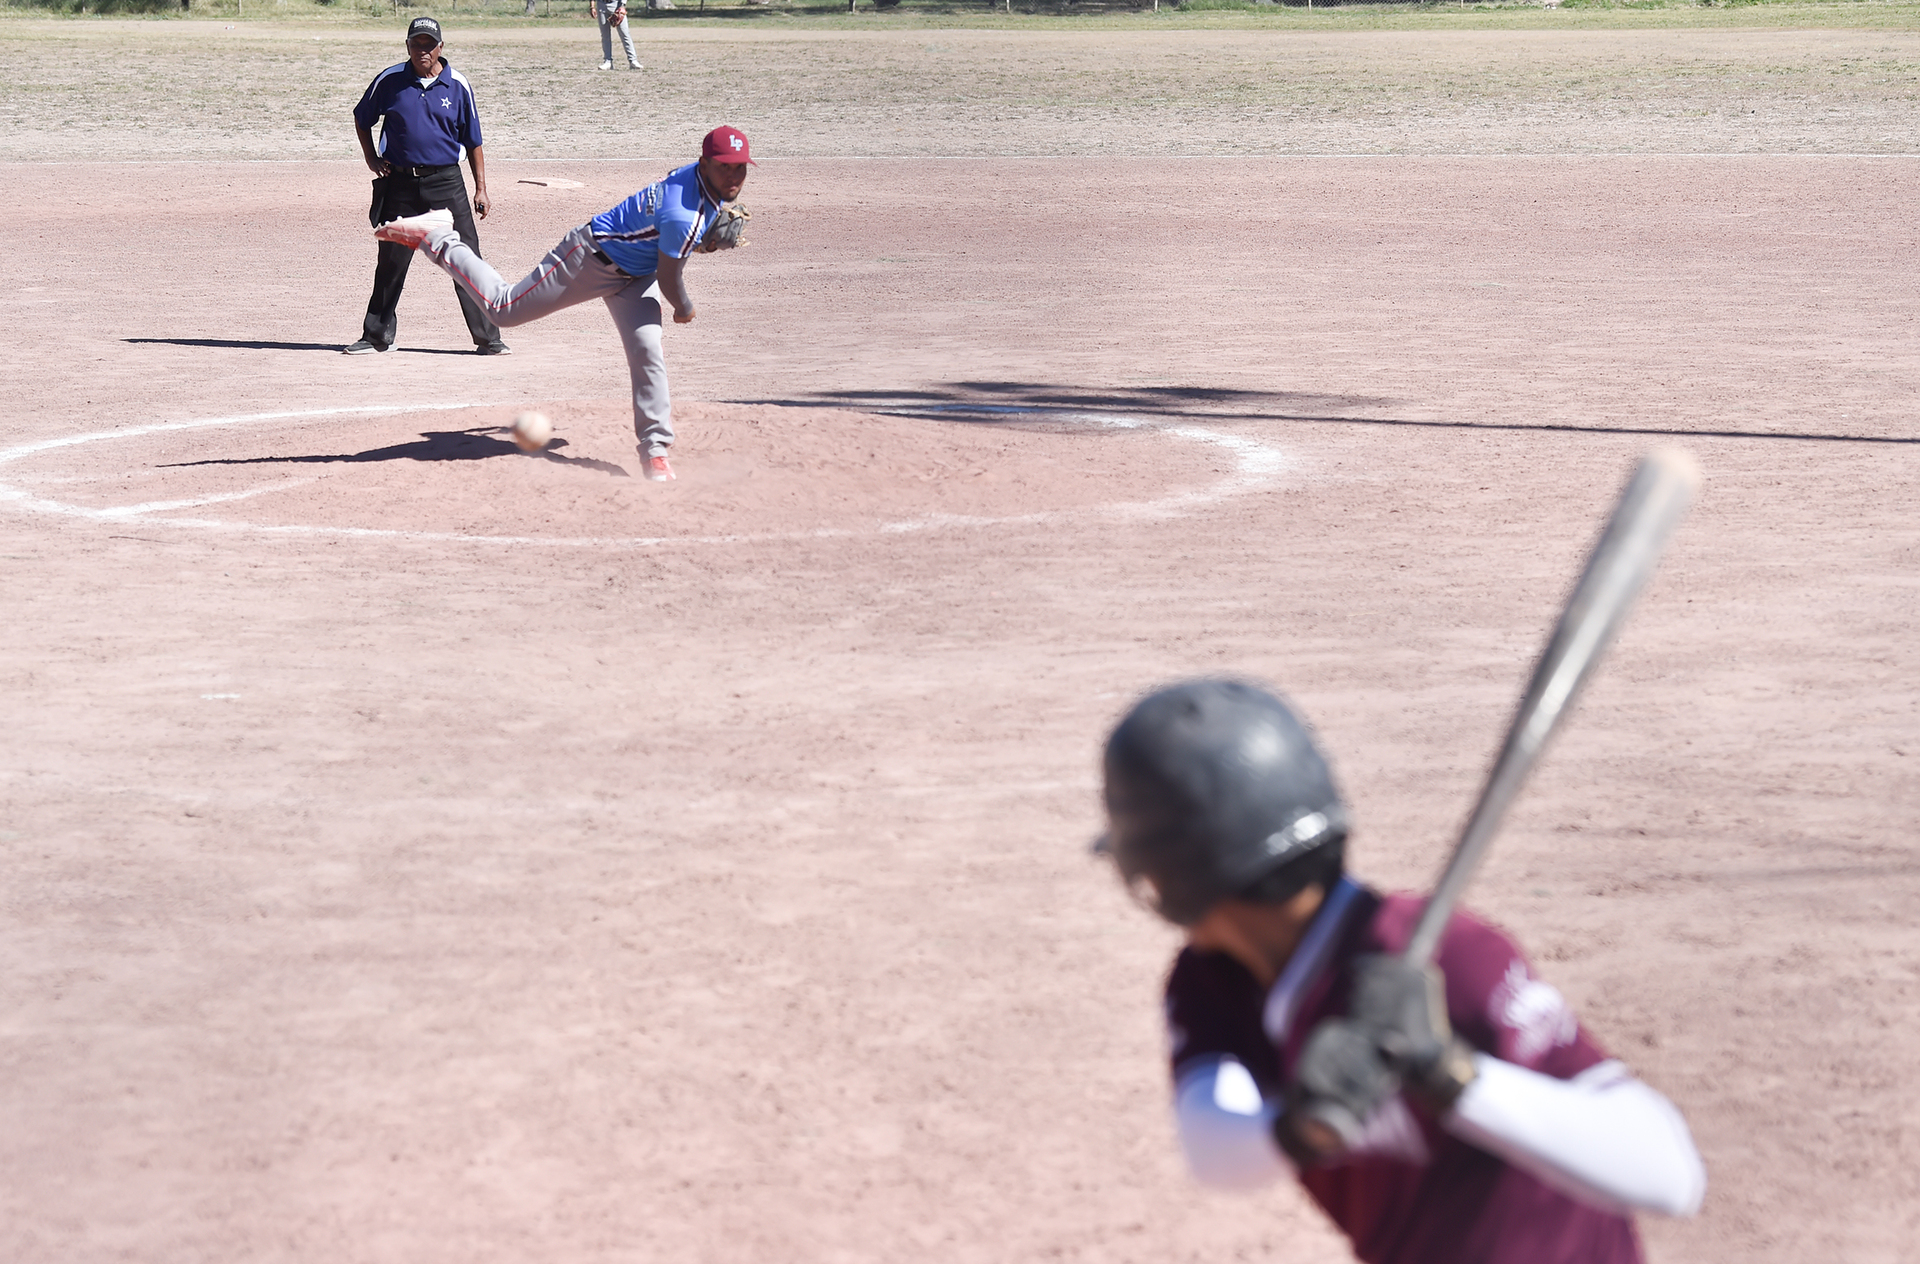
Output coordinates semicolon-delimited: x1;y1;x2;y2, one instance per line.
799;380;1393;416
744;381;1918;445
735;381;1400;435
159;428;630;476
125;338;483;357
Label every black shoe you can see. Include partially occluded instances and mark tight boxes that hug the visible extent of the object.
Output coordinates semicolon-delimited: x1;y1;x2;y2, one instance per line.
477;342;512;356
343;339;389;355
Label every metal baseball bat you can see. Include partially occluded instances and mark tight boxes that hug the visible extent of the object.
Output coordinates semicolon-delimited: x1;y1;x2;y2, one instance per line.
1401;447;1701;968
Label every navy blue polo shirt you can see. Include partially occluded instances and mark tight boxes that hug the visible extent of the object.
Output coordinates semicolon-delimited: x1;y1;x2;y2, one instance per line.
352;59;484;168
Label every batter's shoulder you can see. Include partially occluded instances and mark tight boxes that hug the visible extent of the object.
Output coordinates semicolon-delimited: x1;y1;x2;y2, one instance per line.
1364;892;1523;965
1363;892;1602;1071
1165;947;1278;1086
1166;944;1263;1005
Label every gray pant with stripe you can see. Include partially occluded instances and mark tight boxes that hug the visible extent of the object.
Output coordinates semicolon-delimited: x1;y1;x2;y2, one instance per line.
596;0;639;65
422;222;673;458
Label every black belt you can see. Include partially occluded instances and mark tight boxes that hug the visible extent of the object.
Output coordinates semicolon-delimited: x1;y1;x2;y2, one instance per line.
388;163;458;178
591;247;637;278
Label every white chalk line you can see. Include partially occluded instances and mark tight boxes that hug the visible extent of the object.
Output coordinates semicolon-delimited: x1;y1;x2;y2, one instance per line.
870;408;1287;533
0;401;1292;548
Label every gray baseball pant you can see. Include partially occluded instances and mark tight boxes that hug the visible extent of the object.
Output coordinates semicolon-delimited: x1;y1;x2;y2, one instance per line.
596;0;639;65
421;222;673;458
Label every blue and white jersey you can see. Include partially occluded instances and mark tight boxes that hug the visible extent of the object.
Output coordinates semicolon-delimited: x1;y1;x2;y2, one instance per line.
589;163;727;278
352;59;484;168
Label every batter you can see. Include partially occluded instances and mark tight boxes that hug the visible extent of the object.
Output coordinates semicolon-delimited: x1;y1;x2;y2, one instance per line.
371;126;754;482
1097;679;1705;1264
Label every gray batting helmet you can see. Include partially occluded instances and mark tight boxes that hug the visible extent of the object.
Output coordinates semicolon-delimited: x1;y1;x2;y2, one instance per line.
1097;679;1348;926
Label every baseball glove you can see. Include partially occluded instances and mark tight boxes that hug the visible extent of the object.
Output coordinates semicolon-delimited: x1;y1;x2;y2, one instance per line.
696;204;751;253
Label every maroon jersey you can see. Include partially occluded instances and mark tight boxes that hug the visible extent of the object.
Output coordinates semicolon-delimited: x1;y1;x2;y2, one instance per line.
1165;881;1641;1264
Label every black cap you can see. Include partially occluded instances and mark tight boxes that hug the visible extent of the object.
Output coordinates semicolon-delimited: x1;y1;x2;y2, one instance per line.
407;16;444;43
1099;679;1349;926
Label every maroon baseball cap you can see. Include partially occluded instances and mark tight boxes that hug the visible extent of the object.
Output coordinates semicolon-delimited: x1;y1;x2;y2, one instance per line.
701;126;756;165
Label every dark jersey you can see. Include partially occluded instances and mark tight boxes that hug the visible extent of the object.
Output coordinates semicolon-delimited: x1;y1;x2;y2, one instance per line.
352;60;484;169
1164;881;1641;1264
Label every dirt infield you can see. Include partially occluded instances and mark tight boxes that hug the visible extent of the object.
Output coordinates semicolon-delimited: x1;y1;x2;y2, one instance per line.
4;20;1919;1264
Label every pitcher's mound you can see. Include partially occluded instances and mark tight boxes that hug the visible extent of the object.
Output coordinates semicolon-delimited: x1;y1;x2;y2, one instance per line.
31;401;1243;542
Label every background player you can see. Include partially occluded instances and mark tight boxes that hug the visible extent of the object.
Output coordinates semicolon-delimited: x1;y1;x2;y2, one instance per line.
593;0;642;71
346;17;508;357
368;126;754;482
1097;679;1705;1264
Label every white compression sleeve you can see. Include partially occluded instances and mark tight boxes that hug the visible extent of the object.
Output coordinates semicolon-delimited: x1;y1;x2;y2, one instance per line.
1446;1056;1707;1217
1172;1057;1292;1191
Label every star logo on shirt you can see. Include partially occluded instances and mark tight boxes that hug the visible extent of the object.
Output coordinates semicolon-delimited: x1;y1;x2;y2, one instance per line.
439;95;452;108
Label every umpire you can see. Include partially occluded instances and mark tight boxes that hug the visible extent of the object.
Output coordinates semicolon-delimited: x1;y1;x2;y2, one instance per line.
345;16;509;356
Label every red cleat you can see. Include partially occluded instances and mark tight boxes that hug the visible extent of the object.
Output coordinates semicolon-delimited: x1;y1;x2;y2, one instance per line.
644;454;676;482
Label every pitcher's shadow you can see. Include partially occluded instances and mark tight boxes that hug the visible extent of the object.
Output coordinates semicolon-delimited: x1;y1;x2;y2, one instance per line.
126;337;482;356
160;428;630;476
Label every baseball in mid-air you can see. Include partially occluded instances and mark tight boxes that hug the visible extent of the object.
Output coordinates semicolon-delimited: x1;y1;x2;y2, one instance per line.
509;411;552;453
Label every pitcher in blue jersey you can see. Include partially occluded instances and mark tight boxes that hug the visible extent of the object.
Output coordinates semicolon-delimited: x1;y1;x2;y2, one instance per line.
371;126;756;482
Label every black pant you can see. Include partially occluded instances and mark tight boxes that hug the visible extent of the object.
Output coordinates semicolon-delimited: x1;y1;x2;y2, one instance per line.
361;166;503;350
